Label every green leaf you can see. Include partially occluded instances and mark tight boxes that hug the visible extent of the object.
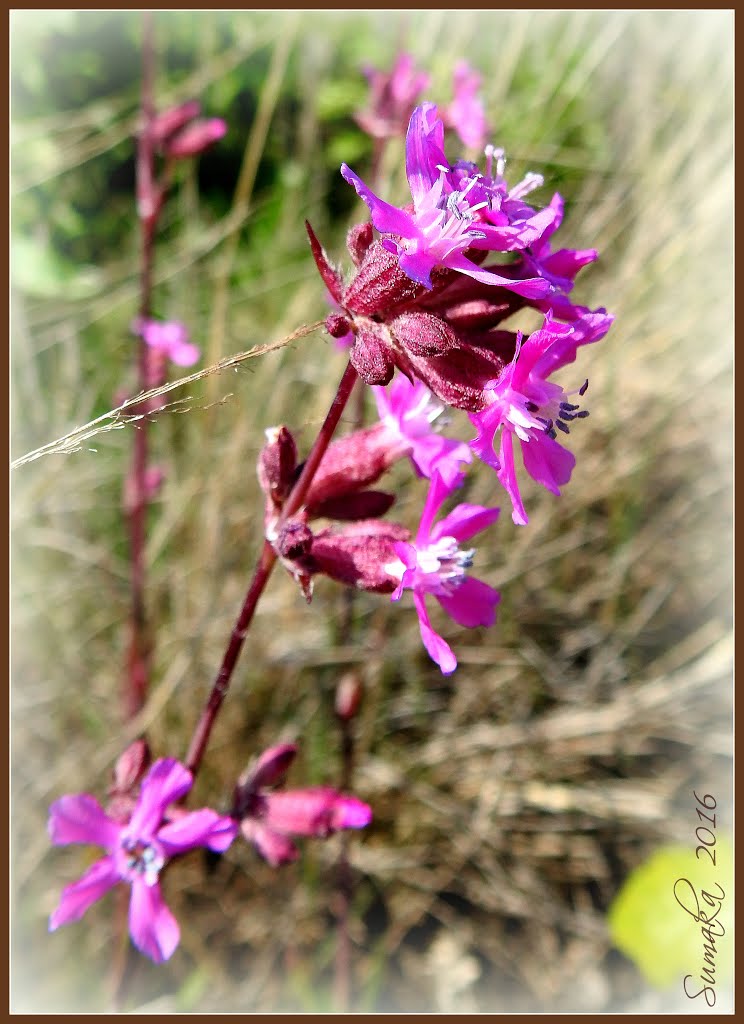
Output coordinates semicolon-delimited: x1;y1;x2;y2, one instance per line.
608;839;733;989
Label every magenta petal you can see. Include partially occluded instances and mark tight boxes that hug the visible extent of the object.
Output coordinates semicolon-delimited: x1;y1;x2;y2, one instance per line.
398;248;439;289
416;471;453;544
436;577;500;629
468;406;502;473
497;430;528;526
49;856;120;930
128;759;193;839
262;788;357;837
48;794;121;851
331;796;373;830
410;434;471;488
430;502;500;545
404;102;447;204
128;879;180;964
446;253;550;298
521;434;575;494
169;342;200;367
241;820;299;867
340;164;414;237
158;810;237;856
413;592;457;674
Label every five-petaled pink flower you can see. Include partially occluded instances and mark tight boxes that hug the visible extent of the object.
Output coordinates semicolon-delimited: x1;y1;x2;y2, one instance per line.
138;318;200;367
341;103;549;297
48;758;237;963
372;373;472;490
385;470;500;674
233;744;372;867
469;309;614;525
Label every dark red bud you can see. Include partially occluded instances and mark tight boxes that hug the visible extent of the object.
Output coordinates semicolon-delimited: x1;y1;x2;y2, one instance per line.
309;521;410;593
234;743;298;815
325;313;352;339
306;221;343;302
346;221;374;266
111;739;151;795
402;345;506;412
350;323;395;385
309;489;396;521
335;672;363;721
258;426;298;507
305;423;406;509
276;519;314;559
342;241;425;317
389;311;458;357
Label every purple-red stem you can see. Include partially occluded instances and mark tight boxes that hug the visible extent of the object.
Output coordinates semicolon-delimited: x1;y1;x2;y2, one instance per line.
124;10;160;722
184;360;360;777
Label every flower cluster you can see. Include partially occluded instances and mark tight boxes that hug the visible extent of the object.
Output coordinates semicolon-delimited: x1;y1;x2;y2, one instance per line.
309;101;612;526
280;98;612;667
48;744;371;962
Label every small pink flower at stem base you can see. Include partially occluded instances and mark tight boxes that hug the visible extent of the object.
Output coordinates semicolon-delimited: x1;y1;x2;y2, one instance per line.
385;470;500;674
48;758;237;963
137;318;200;367
233;744;372;867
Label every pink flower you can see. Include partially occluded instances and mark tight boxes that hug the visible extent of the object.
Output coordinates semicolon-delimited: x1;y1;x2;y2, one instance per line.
372;373;472;489
48;759;237;963
469;309;614;525
386;471;500;674
442;61;488;151
164;118;227;159
138;318;200;367
341;103;549;297
233;744;372;867
355;53;431;140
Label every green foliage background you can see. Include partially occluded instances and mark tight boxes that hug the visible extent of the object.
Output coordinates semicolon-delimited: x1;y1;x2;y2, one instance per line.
11;10;732;1013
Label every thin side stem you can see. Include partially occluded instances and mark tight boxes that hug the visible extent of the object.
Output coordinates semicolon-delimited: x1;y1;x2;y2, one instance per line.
185;360;359;777
125;9;159;721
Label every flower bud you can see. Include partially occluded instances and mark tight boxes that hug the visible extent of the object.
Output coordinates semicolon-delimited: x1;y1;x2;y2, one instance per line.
275;519;314;560
308;521;410;593
258;426;298;508
165;118;227;158
111;739;151;795
350;321;396;385
305;423;406;510
389;310;458;357
335;672;363;721
346;221;374;266
342;241;424;317
325;313;352;339
150;100;201;146
309;489;395;522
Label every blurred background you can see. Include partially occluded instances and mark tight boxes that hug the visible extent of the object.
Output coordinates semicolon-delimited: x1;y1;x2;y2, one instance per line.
11;10;733;1013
